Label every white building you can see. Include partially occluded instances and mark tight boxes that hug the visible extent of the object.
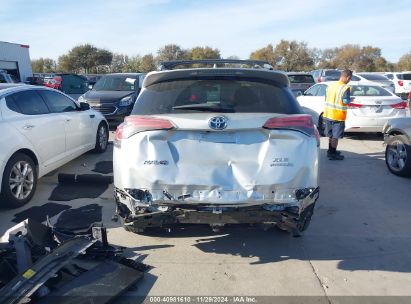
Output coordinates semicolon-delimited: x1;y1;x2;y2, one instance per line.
0;41;33;82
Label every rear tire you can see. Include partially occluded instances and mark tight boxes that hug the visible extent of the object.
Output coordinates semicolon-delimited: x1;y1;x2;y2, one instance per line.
385;135;411;177
0;153;37;208
93;122;108;153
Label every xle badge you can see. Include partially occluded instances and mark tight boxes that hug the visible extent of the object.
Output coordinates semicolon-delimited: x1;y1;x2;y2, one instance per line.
271;157;293;167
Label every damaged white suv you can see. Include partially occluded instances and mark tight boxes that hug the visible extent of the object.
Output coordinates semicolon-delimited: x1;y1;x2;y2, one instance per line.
113;60;320;236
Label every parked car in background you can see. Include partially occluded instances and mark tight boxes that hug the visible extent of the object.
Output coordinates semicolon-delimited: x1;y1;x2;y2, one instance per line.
286;72;315;97
43;73;89;100
311;69;341;83
357;73;395;93
0;84;109;208
297;81;407;135
385;72;411;99
113;59;320;236
85;74;103;89
79;73;145;121
383;117;411;177
25;76;45;85
0;70;14;83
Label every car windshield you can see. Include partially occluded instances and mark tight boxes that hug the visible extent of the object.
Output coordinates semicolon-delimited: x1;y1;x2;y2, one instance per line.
351;85;392;97
93;75;138;91
359;74;389;81
288;75;314;83
132;78;300;115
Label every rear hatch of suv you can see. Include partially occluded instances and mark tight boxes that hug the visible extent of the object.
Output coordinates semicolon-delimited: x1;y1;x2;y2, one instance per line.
114;69;319;211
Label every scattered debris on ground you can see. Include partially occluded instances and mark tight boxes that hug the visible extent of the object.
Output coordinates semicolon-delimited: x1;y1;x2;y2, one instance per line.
0;218;148;304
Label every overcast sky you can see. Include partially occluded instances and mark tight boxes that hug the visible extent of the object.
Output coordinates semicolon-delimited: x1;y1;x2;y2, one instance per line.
1;0;410;62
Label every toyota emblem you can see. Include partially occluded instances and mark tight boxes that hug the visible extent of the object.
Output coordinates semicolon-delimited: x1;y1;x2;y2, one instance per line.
209;116;228;130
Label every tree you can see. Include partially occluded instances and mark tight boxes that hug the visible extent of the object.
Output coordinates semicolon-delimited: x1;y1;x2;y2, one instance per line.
250;44;276;66
317;48;338;69
156;44;190;63
333;44;362;70
31;58;56;73
316;44;390;71
139;54;156;73
190;46;221;60
110;53;128;73
56;44;113;73
57;54;76;73
273;40;315;71
122;55;142;72
398;52;411;71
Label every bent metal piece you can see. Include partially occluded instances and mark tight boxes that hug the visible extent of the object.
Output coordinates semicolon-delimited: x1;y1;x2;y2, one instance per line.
0;237;96;304
0;220;148;304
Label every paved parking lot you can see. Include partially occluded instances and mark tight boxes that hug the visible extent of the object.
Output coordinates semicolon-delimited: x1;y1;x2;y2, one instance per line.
1;131;411;302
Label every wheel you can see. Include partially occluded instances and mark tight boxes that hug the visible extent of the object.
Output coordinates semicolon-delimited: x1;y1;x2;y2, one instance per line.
318;114;325;137
93;122;108;153
385;135;411;177
0;153;37;208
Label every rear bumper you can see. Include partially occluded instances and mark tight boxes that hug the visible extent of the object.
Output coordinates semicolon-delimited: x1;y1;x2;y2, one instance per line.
345;114;406;133
114;187;320;230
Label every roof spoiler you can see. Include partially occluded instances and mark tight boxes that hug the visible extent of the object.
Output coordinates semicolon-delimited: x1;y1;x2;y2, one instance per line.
158;59;274;71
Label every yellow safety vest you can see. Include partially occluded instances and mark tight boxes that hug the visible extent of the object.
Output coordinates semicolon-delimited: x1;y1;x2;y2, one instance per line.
323;81;350;121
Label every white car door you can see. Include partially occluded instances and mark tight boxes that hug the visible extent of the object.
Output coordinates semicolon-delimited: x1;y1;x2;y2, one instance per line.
5;90;66;167
298;84;327;113
39;90;95;154
297;84;328;124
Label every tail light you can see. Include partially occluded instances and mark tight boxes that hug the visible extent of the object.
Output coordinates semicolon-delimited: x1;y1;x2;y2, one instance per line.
398;80;404;86
391;101;407;109
347;102;363;108
114;116;174;148
263;114;317;139
317;77;321;82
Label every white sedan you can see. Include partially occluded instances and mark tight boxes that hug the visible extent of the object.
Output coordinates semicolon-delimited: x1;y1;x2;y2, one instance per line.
0;84;109;208
297;81;407;134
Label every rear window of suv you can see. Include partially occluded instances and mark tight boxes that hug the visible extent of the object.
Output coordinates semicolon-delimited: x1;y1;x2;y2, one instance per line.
132;78;301;115
288;75;315;84
402;73;411;81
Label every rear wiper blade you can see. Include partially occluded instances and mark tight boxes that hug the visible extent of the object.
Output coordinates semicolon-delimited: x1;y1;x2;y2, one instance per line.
172;103;234;112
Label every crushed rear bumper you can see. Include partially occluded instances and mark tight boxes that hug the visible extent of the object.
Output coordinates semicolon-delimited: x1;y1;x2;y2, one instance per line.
115;187;320;235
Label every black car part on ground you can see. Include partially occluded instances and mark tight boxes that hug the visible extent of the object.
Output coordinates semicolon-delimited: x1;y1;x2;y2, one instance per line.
115;187;320;237
0;219;148;304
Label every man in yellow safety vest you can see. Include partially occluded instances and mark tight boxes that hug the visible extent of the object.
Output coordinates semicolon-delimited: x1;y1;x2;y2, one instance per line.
323;70;353;160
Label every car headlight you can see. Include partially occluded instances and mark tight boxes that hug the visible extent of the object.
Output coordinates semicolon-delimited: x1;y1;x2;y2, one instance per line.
119;95;135;106
78;95;86;103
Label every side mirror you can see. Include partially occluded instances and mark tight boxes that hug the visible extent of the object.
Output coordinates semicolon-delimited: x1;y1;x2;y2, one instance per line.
79;102;90;111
